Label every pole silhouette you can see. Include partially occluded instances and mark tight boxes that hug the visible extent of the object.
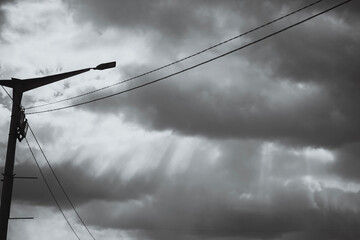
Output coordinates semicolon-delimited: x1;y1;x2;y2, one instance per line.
0;61;115;240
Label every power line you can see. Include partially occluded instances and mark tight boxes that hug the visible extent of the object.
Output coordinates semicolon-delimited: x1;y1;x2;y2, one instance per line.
1;86;12;100
27;123;96;240
24;137;80;240
26;0;352;115
25;0;325;110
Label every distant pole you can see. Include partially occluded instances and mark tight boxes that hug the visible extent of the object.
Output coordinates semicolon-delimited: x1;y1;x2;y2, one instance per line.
0;61;116;240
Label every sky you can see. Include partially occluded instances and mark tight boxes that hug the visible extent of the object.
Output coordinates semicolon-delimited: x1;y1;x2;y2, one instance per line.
0;0;360;239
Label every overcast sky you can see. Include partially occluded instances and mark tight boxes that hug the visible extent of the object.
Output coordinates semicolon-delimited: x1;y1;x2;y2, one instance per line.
0;0;360;239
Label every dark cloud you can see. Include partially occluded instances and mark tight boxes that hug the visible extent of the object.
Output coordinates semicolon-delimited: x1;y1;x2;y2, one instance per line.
5;152;165;206
76;57;359;148
59;0;360;149
332;142;360;180
2;138;179;206
82;179;360;240
64;0;218;42
2;1;360;239
4;139;360;239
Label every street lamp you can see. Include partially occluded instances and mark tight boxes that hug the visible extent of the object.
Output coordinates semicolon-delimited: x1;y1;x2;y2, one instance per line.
0;61;116;240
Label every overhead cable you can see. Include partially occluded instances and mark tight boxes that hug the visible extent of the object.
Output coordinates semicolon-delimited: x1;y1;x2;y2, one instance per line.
26;0;325;110
26;0;352;115
1;86;13;100
24;137;81;240
27;123;96;240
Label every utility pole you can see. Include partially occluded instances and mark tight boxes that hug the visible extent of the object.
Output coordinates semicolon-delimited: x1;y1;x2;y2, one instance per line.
0;61;116;240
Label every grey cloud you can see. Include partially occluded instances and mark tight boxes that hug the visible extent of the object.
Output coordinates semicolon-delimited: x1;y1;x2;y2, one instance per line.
83;181;360;240
6;139;360;239
332;142;360;181
63;0;360;40
2;138;182;206
77;57;359;148
5;152;166;206
59;0;360;149
64;0;217;42
0;90;12;110
3;1;360;239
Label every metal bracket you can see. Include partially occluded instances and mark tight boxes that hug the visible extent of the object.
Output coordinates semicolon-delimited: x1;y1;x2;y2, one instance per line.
1;173;15;182
13;176;38;180
1;174;38;181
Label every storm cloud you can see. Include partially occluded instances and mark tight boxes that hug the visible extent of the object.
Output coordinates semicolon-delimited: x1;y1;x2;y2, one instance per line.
1;0;360;239
54;0;359;147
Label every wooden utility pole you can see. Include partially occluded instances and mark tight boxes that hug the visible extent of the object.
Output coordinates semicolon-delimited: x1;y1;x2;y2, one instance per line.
0;61;115;239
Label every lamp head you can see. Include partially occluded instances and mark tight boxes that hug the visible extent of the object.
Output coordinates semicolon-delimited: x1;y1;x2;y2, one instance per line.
94;61;116;70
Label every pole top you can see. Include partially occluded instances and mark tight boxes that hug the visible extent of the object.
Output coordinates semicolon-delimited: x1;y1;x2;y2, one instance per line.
0;61;116;92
